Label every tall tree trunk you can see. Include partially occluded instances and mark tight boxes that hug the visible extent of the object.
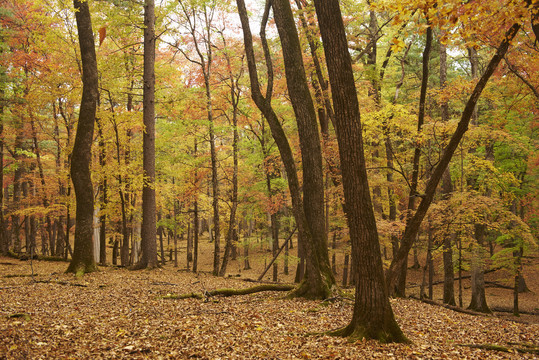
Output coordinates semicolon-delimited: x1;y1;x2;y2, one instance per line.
385;23;521;296
439;37;456;306
97;118;107;266
218;46;241;277
313;0;407;342
193;140;199;273
0;88;6;255
139;0;158;269
66;0;98;275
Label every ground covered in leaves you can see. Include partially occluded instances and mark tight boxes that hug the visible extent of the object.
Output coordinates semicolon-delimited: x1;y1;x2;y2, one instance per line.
1;258;538;359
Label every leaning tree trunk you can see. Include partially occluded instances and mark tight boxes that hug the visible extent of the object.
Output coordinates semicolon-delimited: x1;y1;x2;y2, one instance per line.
66;0;98;275
138;0;158;269
313;0;407;342
385;23;521;297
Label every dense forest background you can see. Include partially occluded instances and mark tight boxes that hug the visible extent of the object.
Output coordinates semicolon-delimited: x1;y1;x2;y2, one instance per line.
0;0;538;339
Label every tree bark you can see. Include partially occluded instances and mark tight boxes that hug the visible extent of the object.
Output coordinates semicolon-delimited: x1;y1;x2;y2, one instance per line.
66;0;98;275
0;88;6;255
468;224;491;313
138;0;158;269
313;0;407;342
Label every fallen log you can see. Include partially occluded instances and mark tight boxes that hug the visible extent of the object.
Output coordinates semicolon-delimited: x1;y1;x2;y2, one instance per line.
161;283;296;300
410;296;494;317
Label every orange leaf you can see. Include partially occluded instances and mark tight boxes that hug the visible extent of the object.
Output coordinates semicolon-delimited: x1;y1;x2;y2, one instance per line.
98;26;106;46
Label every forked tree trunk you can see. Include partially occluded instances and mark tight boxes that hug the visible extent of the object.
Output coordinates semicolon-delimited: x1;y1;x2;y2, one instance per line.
313;0;407;342
236;0;333;299
271;0;335;298
66;0;98;275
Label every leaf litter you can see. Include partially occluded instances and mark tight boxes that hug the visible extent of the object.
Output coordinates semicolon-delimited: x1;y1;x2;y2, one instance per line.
1;259;538;359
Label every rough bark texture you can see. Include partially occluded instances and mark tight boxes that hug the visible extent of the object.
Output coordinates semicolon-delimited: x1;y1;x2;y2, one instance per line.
272;0;335;298
468;224;491;313
0;92;6;255
386;23;521;297
313;0;407;343
139;0;158;269
66;0;98;275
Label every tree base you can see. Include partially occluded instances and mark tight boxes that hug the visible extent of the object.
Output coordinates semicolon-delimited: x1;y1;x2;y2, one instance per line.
328;320;410;344
65;262;98;277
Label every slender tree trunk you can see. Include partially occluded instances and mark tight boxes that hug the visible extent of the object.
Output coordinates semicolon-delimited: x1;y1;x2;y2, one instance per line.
313;0;407;342
66;0;98;275
139;0;158;269
439;37;456;306
96;118;107;266
219;48;241;277
193;141;199;273
395;24;432;297
0;91;6;255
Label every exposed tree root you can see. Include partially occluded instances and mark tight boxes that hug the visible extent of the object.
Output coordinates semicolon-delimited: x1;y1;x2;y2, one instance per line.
34;280;88;287
160;283;295;300
328;321;410;344
460;343;539;354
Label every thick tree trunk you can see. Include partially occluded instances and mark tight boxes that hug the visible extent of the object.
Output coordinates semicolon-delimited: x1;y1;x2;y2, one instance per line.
468;224;491;313
66;0;98;275
385;23;521;297
313;0;407;342
138;0;158;269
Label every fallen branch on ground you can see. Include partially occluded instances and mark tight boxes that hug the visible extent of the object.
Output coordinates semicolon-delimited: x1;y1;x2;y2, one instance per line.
459;343;539;354
160;283;296;300
34;280;88;287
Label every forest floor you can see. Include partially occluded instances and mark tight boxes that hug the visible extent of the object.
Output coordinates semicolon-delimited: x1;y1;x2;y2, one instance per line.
1;250;538;359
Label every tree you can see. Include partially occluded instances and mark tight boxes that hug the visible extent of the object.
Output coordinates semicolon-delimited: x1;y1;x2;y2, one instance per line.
386;22;522;298
271;0;335;298
138;0;158;269
312;0;407;342
66;0;99;275
236;0;334;299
